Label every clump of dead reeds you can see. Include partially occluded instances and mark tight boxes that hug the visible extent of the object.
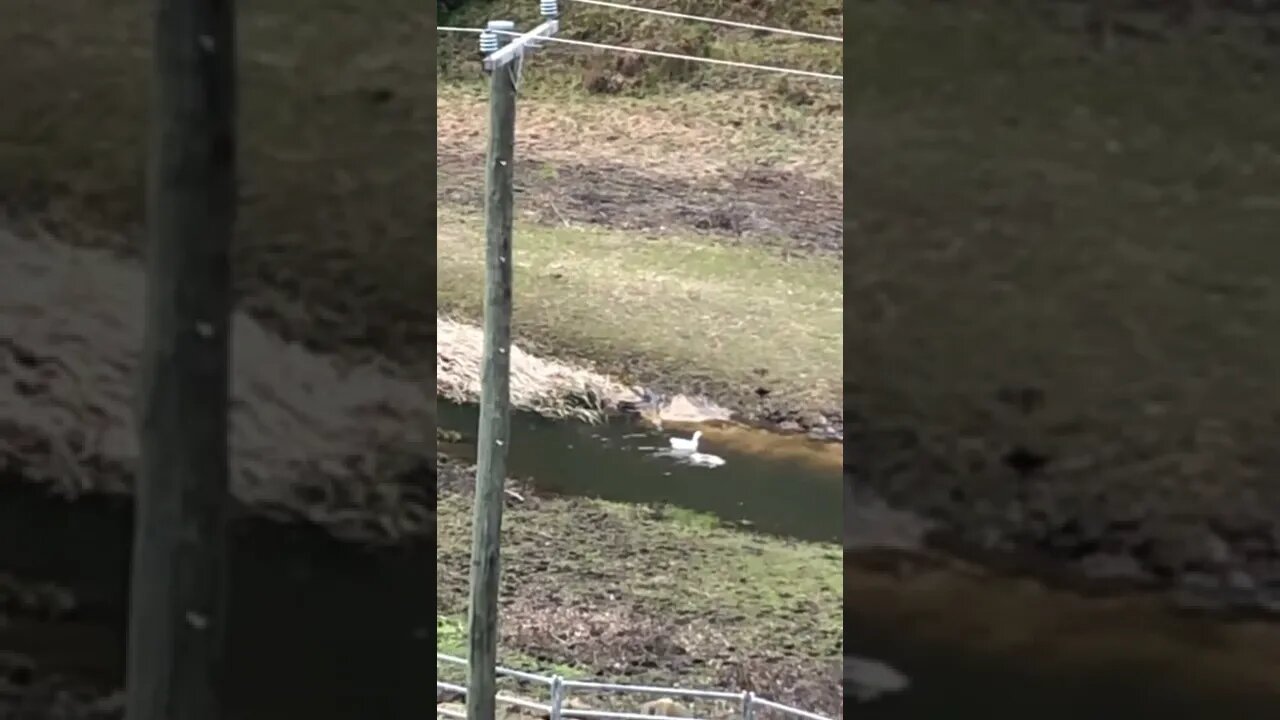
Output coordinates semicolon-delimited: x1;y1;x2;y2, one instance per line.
436;316;639;423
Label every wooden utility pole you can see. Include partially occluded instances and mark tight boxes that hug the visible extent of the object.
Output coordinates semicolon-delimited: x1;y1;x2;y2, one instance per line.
466;44;519;720
126;0;236;719
466;16;557;720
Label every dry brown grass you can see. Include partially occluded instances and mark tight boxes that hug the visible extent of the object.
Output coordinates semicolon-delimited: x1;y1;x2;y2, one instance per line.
436;316;639;421
438;0;844;92
436;84;843;185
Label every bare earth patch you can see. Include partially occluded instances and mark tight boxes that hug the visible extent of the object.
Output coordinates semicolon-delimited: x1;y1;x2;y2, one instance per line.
435;84;843;258
435;86;844;186
437;148;842;257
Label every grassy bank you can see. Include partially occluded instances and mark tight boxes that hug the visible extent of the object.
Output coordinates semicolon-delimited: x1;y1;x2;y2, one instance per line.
435;460;843;715
437;208;843;422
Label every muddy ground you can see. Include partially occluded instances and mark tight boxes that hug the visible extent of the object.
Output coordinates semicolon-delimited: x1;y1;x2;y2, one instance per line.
436;146;844;258
435;457;843;718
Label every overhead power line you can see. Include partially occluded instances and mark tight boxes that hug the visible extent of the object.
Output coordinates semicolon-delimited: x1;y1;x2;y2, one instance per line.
436;26;843;82
563;0;843;43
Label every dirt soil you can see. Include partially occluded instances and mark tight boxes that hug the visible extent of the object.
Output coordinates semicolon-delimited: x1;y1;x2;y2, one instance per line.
436;146;844;257
435;457;843;718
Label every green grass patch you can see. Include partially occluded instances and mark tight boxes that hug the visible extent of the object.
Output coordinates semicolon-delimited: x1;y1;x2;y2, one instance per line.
603;501;844;616
435;488;843;679
437;614;467;657
646;504;726;533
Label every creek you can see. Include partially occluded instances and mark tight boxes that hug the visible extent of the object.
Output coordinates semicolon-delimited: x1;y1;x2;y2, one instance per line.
438;400;844;544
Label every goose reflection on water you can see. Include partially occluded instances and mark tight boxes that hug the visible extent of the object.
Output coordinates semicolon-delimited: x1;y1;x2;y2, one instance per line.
633;429;727;469
646;445;728;468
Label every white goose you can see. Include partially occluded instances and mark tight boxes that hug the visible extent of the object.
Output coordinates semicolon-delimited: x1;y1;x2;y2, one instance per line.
668;430;702;453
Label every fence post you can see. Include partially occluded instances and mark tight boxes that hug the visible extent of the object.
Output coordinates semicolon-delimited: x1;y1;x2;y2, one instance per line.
550;675;565;720
740;692;754;720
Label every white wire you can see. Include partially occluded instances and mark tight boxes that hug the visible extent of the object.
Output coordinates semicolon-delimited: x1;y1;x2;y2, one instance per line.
437;26;842;82
563;0;843;43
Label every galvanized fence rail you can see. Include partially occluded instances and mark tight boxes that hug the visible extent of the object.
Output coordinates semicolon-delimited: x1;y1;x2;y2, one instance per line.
436;654;833;720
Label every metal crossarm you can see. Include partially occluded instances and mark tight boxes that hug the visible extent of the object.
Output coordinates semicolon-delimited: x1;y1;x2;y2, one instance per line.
483;19;560;71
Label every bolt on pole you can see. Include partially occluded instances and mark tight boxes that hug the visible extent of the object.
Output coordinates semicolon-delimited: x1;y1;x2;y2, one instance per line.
465;5;559;720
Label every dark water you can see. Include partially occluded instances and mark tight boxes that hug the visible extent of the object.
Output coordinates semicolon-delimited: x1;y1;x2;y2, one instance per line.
0;480;433;720
438;400;841;543
844;610;1280;719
